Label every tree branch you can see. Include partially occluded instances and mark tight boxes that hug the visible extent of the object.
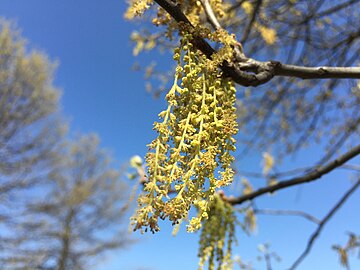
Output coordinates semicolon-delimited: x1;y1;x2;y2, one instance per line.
289;179;360;270
225;144;360;205
254;208;320;224
227;0;247;13
274;63;360;80
240;0;263;44
237;163;360;181
341;164;360;171
315;0;360;20
153;0;360;86
200;0;221;30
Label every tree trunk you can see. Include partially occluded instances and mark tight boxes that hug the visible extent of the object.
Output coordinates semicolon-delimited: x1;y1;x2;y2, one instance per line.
57;208;75;270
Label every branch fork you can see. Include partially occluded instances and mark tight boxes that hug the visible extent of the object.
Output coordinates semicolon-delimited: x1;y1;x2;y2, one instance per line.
154;0;360;86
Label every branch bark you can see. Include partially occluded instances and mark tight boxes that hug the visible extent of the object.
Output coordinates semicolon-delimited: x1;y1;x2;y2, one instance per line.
58;208;75;270
225;144;360;205
153;0;360;86
274;64;360;80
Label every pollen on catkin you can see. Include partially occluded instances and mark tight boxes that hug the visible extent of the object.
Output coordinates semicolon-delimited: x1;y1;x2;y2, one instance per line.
131;33;238;233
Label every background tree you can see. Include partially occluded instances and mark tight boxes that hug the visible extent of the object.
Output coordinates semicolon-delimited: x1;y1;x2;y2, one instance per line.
125;0;360;269
0;134;130;270
0;19;64;201
0;18;65;253
0;20;132;270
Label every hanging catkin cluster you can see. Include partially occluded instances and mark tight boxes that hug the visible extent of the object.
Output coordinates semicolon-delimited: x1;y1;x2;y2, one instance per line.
198;194;237;270
131;32;238;233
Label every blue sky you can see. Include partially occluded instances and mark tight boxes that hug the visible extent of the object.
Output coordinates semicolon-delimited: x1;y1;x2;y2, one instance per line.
1;1;359;270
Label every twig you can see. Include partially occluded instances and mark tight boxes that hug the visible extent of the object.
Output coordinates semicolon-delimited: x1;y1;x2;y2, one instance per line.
237;166;312;179
315;0;360;20
254;209;320;224
237;163;360;180
315;116;360;167
240;0;263;44
225;144;360;205
200;0;221;30
264;251;272;270
226;0;247;13
341;164;360;171
288;179;360;270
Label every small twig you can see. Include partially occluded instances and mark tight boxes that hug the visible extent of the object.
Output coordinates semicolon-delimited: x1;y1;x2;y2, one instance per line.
341;164;360;171
237;163;360;181
315;116;360;167
288;179;360;270
240;0;263;44
254;209;320;224
200;0;221;30
314;0;359;20
264;251;272;270
226;0;247;13
237;166;312;179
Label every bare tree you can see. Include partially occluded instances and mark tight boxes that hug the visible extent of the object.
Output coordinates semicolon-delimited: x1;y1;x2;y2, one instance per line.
0;20;131;270
0;19;64;198
0;18;66;258
0;134;131;270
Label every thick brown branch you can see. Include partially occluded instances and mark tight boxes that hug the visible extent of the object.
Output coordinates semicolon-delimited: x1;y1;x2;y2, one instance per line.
153;0;360;86
155;0;193;25
226;144;360;205
289;179;360;270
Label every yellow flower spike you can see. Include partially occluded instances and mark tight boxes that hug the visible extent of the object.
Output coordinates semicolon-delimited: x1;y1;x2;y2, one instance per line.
132;35;238;234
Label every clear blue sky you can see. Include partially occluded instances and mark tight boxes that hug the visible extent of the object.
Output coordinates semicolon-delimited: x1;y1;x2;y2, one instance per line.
1;1;359;270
